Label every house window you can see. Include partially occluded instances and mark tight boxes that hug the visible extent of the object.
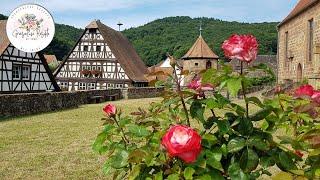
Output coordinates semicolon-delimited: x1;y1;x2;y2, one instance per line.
79;82;86;90
12;65;21;80
12;64;30;80
83;45;88;51
22;66;30;80
308;19;314;62
89;29;96;33
60;82;69;89
195;63;199;66
87;83;96;90
285;31;288;59
96;46;101;52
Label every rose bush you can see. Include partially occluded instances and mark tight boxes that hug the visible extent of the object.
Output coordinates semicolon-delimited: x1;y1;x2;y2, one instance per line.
93;34;320;179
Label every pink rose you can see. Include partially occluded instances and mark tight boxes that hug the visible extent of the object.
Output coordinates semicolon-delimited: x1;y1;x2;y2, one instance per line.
188;79;201;90
103;104;116;117
294;85;314;97
161;125;202;163
222;34;258;63
311;91;320;104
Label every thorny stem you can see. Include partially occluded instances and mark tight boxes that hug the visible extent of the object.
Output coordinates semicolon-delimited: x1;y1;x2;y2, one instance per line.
113;115;129;148
240;61;249;118
172;57;191;126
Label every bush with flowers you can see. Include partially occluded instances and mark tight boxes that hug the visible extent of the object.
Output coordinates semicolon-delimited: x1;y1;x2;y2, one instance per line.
93;34;320;179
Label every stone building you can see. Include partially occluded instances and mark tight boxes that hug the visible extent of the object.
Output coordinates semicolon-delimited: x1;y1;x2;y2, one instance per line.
180;35;219;85
277;0;320;87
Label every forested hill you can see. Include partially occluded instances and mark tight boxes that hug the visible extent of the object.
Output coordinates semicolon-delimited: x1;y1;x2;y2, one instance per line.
0;14;278;66
123;16;278;66
0;14;83;60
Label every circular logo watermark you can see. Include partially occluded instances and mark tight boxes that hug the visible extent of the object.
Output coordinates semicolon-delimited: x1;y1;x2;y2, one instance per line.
6;4;55;53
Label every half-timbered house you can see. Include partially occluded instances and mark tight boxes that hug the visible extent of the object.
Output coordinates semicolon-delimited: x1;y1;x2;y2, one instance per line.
0;20;60;93
54;20;149;91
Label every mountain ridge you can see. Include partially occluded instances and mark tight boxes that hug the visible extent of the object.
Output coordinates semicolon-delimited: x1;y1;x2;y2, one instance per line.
0;14;278;66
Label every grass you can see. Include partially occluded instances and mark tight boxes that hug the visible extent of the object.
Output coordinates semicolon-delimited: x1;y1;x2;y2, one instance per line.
0;95;280;179
0;98;162;179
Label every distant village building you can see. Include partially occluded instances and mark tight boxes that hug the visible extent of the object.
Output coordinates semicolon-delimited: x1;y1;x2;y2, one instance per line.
0;20;60;93
180;34;219;85
147;57;184;86
54;20;149;91
277;0;320;87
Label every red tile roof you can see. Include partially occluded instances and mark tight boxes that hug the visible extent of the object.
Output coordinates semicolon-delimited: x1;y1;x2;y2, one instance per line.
278;0;319;27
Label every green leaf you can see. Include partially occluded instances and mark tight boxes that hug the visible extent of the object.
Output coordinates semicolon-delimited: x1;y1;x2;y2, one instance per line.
154;171;163;180
248;136;269;151
128;124;150;137
128;165;141;180
246;97;263;108
167;173;180;180
227;138;246;153
190;101;205;123
207;157;223;171
92;124;115;153
260;156;275;168
202;134;218;148
250;107;273;121
216;120;230;134
184;167;195;180
228;163;250;180
208;170;224;180
102;158;113;174
128;149;147;163
239;148;259;172
277;151;298;171
227;77;242;96
111;150;129;169
238;118;253;135
198;174;212;180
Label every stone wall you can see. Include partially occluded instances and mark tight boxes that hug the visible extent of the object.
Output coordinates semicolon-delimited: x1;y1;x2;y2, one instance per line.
0;87;165;118
0;89;121;118
126;87;164;99
278;2;320;87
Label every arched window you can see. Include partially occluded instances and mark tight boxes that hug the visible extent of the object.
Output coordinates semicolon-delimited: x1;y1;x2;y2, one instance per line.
297;63;302;82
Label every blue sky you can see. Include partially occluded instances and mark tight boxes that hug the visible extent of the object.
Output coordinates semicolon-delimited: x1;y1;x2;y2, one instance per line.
1;0;299;30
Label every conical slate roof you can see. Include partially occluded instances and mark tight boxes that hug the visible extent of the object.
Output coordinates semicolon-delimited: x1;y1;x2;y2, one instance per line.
182;35;219;60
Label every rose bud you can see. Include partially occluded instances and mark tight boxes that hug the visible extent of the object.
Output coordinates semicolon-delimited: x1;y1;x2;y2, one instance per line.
294;150;303;158
161;125;202;163
294;84;314;97
103;104;116;117
222;34;258;63
274;85;282;94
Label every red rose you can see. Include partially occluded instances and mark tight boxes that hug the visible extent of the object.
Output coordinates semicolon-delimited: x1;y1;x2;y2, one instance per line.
294;150;303;158
103;104;116;117
294;85;314;97
222;34;258;63
161;125;202;163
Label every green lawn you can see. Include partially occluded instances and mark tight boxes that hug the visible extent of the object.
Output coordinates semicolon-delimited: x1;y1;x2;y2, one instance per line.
0;98;162;179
